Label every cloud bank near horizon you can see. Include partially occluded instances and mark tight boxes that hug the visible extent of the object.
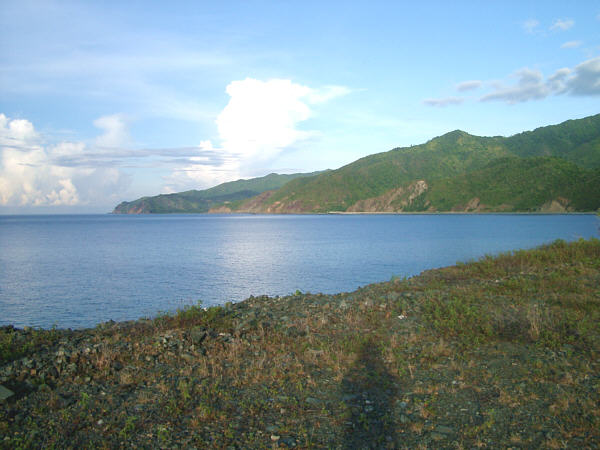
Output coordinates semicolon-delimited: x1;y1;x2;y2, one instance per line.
0;113;132;208
0;78;350;206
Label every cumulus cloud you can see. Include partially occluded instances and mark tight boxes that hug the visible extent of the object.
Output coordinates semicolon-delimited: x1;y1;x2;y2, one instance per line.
0;114;39;148
0;113;130;208
422;97;464;107
550;18;574;31
217;78;313;160
164;78;349;192
93;114;132;148
561;40;582;49
522;19;540;34
0;117;80;206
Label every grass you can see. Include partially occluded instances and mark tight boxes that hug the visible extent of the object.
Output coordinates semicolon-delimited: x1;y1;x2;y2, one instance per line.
418;238;600;351
0;325;61;365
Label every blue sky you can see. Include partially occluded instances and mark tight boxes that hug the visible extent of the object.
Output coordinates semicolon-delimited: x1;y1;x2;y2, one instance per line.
1;0;599;213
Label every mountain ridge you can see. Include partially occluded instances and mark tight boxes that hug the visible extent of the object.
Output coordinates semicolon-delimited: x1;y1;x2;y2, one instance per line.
113;113;600;214
223;113;600;213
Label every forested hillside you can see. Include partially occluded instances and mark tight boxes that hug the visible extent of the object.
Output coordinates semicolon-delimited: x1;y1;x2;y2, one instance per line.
225;114;600;213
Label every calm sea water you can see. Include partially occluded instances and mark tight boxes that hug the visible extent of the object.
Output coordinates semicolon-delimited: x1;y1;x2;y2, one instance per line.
0;214;598;329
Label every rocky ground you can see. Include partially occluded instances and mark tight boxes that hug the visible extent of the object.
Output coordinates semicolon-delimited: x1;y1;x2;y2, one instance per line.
1;238;599;449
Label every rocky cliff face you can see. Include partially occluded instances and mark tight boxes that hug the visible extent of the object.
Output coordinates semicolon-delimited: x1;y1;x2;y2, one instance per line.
540;197;573;213
113;201;150;214
215;190;318;214
347;180;430;212
209;180;579;214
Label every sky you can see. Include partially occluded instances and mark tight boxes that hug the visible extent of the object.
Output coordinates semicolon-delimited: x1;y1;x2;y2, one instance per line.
1;1;599;213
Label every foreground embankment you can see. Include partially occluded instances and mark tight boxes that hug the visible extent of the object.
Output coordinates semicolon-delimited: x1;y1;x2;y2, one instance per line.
1;239;599;448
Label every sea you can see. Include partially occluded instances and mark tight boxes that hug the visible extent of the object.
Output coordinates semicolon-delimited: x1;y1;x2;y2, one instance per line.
0;213;598;329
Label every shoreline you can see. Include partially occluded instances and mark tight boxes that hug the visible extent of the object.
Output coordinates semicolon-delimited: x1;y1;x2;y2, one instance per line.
107;210;599;216
327;210;597;215
1;238;599;447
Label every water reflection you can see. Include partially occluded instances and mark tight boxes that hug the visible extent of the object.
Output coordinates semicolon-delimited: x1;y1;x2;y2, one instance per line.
0;214;597;328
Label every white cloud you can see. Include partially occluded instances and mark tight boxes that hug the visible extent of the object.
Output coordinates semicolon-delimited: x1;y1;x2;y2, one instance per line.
567;57;600;96
456;80;482;92
307;85;353;103
547;68;571;92
423;97;464;107
522;19;540;34
45;178;79;206
164;78;349;192
49;141;86;158
0;114;39;148
550;18;574;31
217;78;313;160
0;113;130;208
481;69;551;103
561;40;582;49
93;114;131;148
479;57;600;103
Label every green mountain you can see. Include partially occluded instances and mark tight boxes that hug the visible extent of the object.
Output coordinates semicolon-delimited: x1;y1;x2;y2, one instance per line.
112;171;325;214
228;113;600;213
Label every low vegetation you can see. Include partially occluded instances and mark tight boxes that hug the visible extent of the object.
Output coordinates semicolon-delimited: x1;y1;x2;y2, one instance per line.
1;238;599;448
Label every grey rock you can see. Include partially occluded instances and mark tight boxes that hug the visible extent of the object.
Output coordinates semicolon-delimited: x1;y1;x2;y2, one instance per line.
23;358;34;369
181;353;196;364
0;385;15;401
305;397;321;405
431;432;446;441
280;436;296;447
435;425;454;435
284;326;305;338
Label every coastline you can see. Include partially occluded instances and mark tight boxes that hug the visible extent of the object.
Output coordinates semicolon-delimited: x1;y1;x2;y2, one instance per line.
107;210;600;215
326;210;597;215
1;238;599;447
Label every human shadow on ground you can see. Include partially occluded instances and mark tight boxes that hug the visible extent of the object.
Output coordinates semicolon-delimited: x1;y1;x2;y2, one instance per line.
341;337;399;449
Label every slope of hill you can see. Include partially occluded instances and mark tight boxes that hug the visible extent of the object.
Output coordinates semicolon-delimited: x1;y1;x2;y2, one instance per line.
505;114;600;166
112;171;325;214
229;114;600;213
